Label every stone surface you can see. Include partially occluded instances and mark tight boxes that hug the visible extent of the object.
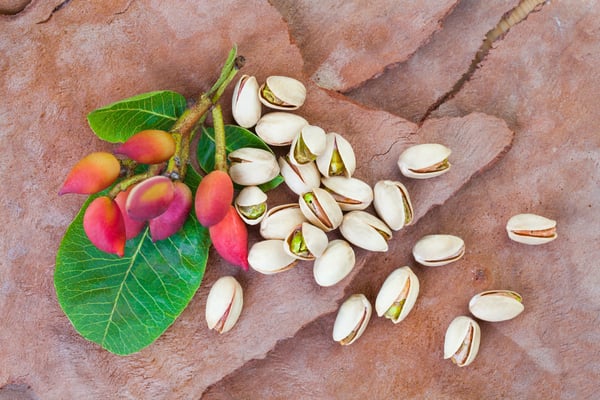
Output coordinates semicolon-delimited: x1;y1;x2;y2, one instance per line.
270;0;458;91
2;0;598;399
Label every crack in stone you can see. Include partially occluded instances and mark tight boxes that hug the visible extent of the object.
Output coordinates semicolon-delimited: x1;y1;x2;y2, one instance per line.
36;0;72;24
419;0;548;124
369;138;403;161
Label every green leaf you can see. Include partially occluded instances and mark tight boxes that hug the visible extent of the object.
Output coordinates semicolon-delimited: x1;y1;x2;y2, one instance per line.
197;124;283;191
87;91;187;143
54;171;210;355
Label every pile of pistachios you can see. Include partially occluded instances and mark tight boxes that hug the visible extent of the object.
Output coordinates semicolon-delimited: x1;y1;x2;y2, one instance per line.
204;74;558;367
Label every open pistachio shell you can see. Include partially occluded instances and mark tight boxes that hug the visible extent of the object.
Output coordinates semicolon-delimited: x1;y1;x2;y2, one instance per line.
397;143;451;179
284;222;328;261
228;147;280;186
444;316;481;367
468;290;524;322
373;180;414;231
412;234;465;267
375;266;419;323
279;156;321;195
205;276;243;334
506;213;557;245
248;239;298;274
231;75;262;128
299;187;343;232
321;176;374;211
332;294;372;346
259;76;306;110
316;132;356;178
313;239;356;287
255;112;308;146
259;203;307;240
289;125;327;165
234;186;268;226
339;211;392;252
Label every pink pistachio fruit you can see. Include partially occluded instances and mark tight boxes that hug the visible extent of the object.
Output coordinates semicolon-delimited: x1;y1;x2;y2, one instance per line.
195;170;234;227
209;205;250;270
83;196;126;257
149;181;193;241
59;152;120;195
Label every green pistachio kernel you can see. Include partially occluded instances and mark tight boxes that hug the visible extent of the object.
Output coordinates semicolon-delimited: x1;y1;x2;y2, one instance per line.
329;148;345;176
402;196;413;225
384;299;406;320
239;203;267;220
261;85;282;105
293;135;316;164
289;230;308;256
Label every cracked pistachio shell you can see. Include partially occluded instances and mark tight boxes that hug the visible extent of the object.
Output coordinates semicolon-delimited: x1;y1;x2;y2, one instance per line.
332;294;372;346
289;125;327;165
205;276;243;334
279;156;321;195
259;76;306;110
255;112;308;146
299;187;343;232
313;240;356;287
506;213;557;245
248;239;298;274
232;75;262;128
284;222;328;261
444;316;481;367
375;266;419;323
259;203;307;240
339;211;392;252
373;180;414;231
397;143;451;179
234;186;268;226
412;234;465;267
316;132;356;178
228;147;280;186
468;290;524;322
321;176;373;211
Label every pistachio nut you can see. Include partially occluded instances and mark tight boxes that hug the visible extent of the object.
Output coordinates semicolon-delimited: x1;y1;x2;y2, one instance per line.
339;211;392;252
259;75;306;110
444;316;481;367
231;75;262;128
373;180;414;231
412;234;465;267
228;147;280;186
234;186;268;226
289;124;327;165
468;290;524;322
397;143;451;179
313;239;356;287
205;276;243;334
248;239;298;274
255;112;308;146
506;213;557;245
284;222;328;261
321;176;374;211
332;294;372;346
298;187;343;232
259;203;307;240
316;132;356;178
375;266;419;323
279;156;321;195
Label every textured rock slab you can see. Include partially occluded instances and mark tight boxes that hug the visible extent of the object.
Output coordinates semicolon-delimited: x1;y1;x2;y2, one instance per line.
205;1;600;399
270;0;459;91
0;1;513;399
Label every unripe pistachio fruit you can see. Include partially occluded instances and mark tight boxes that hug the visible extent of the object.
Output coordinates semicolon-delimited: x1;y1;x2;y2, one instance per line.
205;276;243;334
149;181;192;241
195;170;234;227
114;186;146;240
59;152;120;195
126;176;175;221
209;206;249;271
113;130;176;164
83;196;126;257
231;75;262;128
259;76;306;110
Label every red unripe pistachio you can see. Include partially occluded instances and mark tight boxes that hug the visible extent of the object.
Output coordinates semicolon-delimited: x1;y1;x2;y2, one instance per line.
83;196;126;257
126;176;175;221
114;130;176;164
59;152;120;195
149;182;193;241
209;206;250;271
195;170;234;227
115;186;146;240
